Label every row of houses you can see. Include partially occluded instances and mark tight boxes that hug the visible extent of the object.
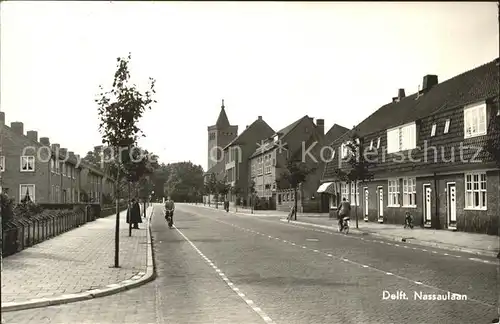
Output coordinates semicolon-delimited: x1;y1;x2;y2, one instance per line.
319;58;499;235
205;58;499;235
204;100;349;213
0;111;114;205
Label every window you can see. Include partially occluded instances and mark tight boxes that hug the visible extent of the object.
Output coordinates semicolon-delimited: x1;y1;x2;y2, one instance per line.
350;181;359;206
430;124;436;137
341;142;351;158
0;156;4;172
464;103;487;138
20;156;35;172
402;178;416;207
465;172;487;209
388;179;400;206
387;122;416;153
369;140;373;150
444;119;450;134
62;163;66;176
55;160;60;174
341;182;349;201
376;137;381;149
50;159;55;173
20;184;35;202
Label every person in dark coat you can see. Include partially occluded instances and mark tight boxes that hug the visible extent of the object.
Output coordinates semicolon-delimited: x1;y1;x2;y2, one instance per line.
127;198;142;229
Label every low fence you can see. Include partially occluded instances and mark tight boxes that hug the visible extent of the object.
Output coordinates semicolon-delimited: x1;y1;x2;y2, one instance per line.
2;202;128;258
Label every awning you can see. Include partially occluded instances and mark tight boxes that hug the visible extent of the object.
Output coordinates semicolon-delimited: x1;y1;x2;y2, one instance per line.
317;182;335;194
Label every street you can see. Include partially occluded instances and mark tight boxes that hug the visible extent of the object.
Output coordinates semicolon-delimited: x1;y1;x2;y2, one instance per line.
3;203;498;324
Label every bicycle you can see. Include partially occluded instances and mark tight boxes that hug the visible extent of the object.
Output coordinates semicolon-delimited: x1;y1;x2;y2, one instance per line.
404;212;414;229
165;209;174;228
339;217;350;234
287;206;296;222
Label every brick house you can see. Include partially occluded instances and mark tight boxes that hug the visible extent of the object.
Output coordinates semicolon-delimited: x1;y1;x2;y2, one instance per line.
276;122;349;213
222;116;275;206
321;58;499;235
249;115;325;210
204;100;238;204
0;111;110;205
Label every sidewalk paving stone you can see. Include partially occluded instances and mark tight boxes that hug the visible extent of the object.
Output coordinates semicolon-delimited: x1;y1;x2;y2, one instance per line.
188;203;499;258
1;206;155;311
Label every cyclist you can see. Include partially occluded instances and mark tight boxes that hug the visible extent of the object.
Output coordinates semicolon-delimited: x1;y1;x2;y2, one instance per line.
164;196;175;227
337;198;351;231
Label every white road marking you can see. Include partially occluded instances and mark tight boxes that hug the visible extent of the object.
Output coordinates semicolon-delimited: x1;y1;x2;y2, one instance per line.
208;218;494;308
174;226;276;324
469;257;497;265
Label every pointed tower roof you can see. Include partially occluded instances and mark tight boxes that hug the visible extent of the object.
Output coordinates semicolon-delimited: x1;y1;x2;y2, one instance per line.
215;99;230;128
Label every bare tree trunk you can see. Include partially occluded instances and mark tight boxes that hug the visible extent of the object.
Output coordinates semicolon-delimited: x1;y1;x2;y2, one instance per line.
128;181;132;237
294;187;298;221
251;194;254;214
355;180;359;229
114;171;120;268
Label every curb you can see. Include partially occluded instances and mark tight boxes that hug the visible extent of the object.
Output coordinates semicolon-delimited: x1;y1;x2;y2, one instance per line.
1;206;157;313
281;219;499;259
188;204;283;217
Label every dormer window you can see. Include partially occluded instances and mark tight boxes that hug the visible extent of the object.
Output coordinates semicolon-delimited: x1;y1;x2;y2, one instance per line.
444;119;450;134
386;122;416;153
376;137;381;149
369;140;373;150
340;143;349;158
430;124;436;137
464;102;487;139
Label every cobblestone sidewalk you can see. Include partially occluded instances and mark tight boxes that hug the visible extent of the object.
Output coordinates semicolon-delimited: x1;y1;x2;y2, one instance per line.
1;209;149;306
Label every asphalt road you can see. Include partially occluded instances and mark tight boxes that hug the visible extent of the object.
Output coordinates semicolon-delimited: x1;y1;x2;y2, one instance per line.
3;203;499;324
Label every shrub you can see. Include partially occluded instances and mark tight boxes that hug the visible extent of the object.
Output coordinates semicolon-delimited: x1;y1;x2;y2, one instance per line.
1;193;14;225
102;193;113;205
13;200;44;219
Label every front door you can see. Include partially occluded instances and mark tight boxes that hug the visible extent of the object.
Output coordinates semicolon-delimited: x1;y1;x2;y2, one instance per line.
377;187;384;222
423;184;432;227
364;187;369;221
447;183;457;229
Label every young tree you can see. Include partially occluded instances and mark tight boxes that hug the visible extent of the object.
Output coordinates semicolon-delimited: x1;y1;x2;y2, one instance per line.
336;129;374;228
205;173;217;207
249;180;256;214
216;177;231;207
96;53;156;267
276;160;315;221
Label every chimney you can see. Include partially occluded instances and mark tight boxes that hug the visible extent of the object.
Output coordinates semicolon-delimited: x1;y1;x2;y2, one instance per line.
40;137;50;146
0;111;4;125
316;119;325;136
392;97;398;102
51;144;61;157
398;88;405;100
258;116;262;120
26;130;38;142
10;122;24;135
60;148;68;158
422;75;438;92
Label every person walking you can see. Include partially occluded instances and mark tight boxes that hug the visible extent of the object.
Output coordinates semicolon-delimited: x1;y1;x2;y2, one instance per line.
126;198;142;229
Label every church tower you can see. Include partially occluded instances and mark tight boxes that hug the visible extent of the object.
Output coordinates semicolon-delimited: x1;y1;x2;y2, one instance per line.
207;99;238;171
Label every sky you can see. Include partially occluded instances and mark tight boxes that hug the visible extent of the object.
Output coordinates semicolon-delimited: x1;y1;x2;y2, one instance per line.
1;2;498;172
